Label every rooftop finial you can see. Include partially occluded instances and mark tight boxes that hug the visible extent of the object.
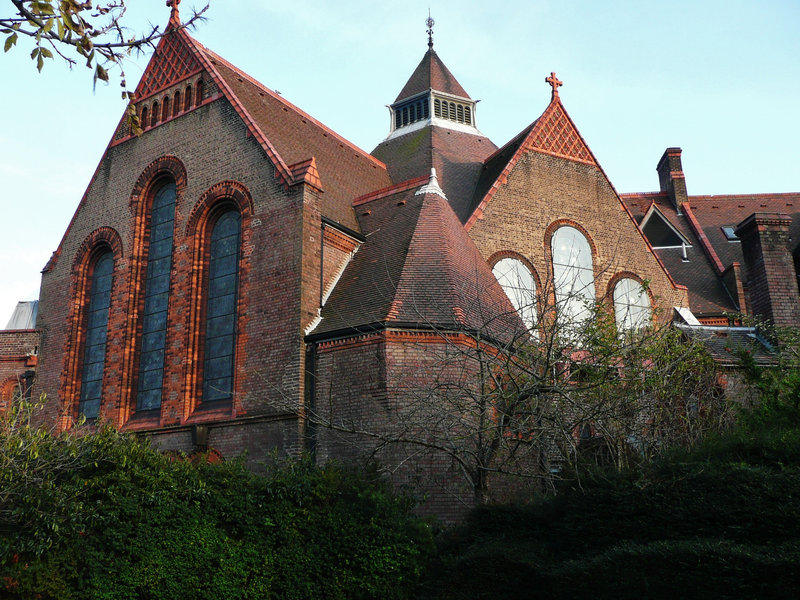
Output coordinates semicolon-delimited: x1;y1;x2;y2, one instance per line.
166;0;181;25
426;11;435;49
545;71;563;100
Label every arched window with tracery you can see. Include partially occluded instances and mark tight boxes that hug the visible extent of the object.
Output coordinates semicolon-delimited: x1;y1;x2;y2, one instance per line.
201;208;241;403
79;250;114;418
492;257;537;332
136;181;176;411
613;277;651;333
551;226;595;329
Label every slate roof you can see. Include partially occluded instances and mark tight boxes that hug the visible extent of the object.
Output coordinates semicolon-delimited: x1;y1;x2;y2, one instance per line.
676;324;775;367
621;192;737;316
622;192;800;316
314;178;522;341
372;126;497;222
394;48;471;102
687;193;800;270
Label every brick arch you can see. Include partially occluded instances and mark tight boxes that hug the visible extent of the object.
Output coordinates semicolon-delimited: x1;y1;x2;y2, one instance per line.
605;270;658;323
185;180;254;236
61;228;124;424
71;227;124;273
183;181;253;419
120;156;187;425
543;219;599;265
0;376;20;410
128;155;187;215
487;249;543;312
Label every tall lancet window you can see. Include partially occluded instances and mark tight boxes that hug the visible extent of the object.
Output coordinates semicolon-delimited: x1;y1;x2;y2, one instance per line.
136;182;176;411
202;209;241;403
552;226;595;331
79;250;114;418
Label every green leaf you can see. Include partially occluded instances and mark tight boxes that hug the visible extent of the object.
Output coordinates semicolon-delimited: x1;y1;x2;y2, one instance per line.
56;17;65;41
40;48;53;59
4;33;17;53
37;53;44;72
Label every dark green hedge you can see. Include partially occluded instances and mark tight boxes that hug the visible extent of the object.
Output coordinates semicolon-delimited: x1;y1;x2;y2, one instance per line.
423;425;800;599
0;423;434;599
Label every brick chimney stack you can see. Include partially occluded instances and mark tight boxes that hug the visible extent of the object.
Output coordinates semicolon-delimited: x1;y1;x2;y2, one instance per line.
656;147;688;213
735;213;800;329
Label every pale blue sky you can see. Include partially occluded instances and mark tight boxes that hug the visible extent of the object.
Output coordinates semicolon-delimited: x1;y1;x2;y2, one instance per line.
1;0;798;324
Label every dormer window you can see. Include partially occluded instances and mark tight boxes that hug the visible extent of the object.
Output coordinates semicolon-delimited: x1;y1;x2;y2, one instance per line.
640;205;692;249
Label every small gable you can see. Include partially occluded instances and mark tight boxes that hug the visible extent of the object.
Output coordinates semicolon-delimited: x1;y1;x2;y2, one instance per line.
641;205;692;248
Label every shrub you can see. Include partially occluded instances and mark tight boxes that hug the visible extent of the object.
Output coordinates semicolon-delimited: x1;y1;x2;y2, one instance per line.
0;399;434;599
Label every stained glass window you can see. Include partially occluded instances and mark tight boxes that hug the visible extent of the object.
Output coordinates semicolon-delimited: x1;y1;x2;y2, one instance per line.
79;250;114;418
202;209;241;403
136;182;176;411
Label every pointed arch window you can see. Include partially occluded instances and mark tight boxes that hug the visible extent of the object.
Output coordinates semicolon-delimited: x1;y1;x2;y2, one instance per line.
201;209;241;403
613;278;651;333
79;250;114;419
185;84;193;111
492;257;537;331
552;226;595;329
136;181;176;411
173;91;181;117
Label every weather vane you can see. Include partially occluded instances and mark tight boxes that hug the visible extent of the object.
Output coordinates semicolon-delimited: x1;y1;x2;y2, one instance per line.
426;11;435;49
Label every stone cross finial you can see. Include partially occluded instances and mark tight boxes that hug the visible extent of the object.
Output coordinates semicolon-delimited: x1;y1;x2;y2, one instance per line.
546;72;563;99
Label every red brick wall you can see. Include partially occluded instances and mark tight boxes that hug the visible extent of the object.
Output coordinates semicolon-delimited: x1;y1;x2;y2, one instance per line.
736;213;800;328
35;97;307;455
0;330;39;410
468;151;688;321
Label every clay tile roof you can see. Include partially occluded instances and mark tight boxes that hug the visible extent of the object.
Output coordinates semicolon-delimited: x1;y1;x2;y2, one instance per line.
186;40;392;230
315;181;522;341
394;49;471;102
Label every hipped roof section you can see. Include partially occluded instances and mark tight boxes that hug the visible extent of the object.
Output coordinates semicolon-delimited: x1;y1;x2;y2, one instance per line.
315;181;522;341
394;48;471;102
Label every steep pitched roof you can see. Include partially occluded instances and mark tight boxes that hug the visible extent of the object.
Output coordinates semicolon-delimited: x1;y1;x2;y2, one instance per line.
622;193;738;315
394;49;471;102
314;176;521;341
372;126;497;221
127;18;393;231
686;193;800;269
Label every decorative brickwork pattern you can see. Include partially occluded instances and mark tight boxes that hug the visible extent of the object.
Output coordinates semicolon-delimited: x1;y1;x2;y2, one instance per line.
134;29;202;99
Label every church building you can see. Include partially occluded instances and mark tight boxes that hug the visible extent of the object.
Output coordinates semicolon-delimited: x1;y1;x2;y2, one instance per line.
2;5;798;516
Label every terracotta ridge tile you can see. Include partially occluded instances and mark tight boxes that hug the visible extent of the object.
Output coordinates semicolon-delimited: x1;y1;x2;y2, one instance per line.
683;203;726;274
353;176;429;206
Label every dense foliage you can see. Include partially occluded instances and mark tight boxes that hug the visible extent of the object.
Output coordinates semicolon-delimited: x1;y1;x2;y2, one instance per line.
421;401;800;599
0;400;434;599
